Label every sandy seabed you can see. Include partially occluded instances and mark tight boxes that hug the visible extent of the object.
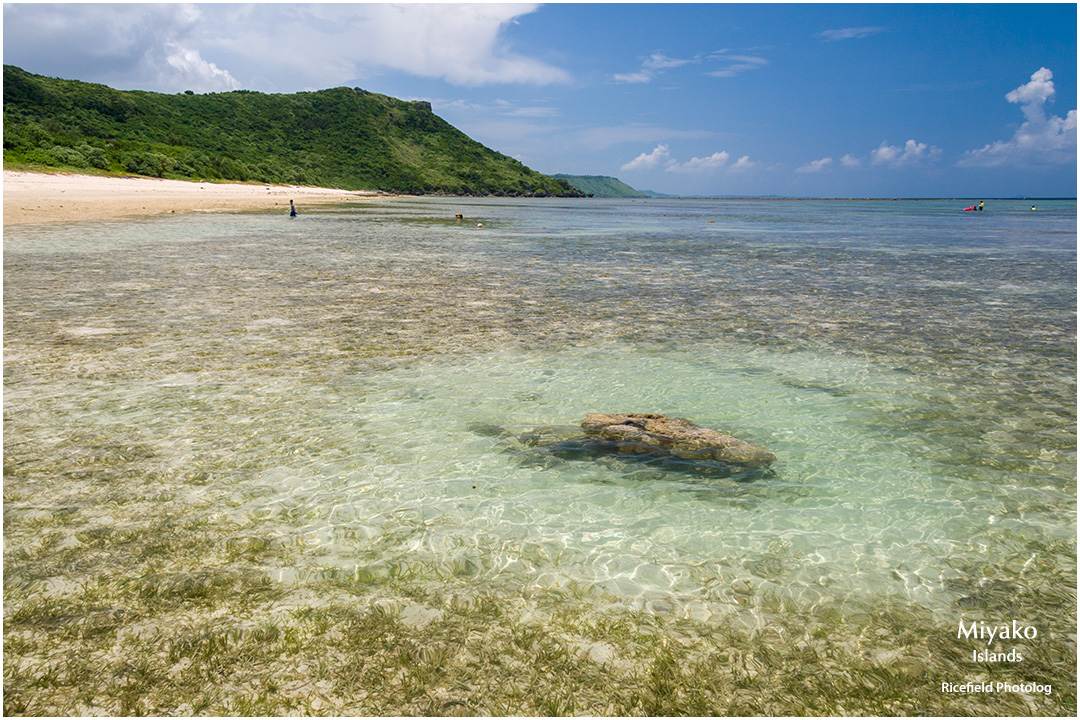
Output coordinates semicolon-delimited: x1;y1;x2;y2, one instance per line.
2;170;382;226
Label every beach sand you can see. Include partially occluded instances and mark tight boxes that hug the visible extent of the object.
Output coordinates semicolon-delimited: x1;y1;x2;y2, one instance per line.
3;170;382;226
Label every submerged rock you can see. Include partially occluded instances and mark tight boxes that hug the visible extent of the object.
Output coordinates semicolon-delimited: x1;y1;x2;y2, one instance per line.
579;413;776;469
473;413;776;481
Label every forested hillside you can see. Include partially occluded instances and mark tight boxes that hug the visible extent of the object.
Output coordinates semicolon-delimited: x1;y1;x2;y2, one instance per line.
2;65;582;196
551;174;648;197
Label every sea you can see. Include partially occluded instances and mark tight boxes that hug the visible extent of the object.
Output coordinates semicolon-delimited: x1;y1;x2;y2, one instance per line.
3;196;1076;713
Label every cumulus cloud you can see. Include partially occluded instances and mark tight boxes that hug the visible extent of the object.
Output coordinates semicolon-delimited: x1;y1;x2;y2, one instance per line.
315;3;569;87
959;67;1077;167
1;3;568;92
829;141;936;170
160;42;240;92
818;26;887;41
622;145;755;173
2;3;240;92
621;144;673;171
730;155;756;171
667;151;730;172
797;157;833;173
1007;67;1058;107
871;139;940;165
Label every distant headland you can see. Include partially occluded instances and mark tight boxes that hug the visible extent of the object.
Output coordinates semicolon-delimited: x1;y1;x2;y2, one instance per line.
550;174;668;198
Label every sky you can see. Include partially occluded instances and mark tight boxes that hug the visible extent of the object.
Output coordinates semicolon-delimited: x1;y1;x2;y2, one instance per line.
3;2;1077;197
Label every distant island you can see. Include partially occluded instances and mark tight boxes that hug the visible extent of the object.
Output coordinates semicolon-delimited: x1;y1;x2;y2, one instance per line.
2;65;584;197
550;174;667;198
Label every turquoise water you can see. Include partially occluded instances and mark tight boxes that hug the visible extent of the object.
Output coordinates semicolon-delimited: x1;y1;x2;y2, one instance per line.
4;197;1075;695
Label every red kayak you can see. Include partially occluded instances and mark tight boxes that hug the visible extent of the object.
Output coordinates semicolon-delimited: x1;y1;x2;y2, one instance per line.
963;205;976;211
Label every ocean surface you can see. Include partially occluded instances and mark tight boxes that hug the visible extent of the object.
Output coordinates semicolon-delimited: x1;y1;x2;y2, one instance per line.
4;196;1076;712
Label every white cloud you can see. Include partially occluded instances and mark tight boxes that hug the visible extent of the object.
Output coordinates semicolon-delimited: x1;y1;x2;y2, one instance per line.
351;4;568;86
614;52;695;84
730;155;756;171
2;3;240;92
707;51;768;78
818;26;887;41
644;53;693;71
2;3;568;92
621;144;672;171
613;71;653;84
1006;67;1056;107
615;48;766;84
870;142;901;164
667;151;730;172
871;139;940;165
840;154;862;167
161;42;240;93
622;145;755;173
797;157;833;173
216;3;569;88
959;67;1077;167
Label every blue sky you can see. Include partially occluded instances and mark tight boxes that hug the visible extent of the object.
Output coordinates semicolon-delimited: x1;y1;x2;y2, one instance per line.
3;2;1076;197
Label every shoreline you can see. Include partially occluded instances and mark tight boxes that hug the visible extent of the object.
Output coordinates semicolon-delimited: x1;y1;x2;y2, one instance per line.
2;170;385;226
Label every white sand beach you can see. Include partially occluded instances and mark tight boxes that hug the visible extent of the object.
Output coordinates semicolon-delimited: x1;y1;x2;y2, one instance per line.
2;170;381;226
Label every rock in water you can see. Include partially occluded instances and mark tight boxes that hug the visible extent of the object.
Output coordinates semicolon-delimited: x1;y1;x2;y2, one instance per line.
580;413;775;469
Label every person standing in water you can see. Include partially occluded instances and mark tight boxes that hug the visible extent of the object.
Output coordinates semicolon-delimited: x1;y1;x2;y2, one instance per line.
289;200;298;217
978;201;984;211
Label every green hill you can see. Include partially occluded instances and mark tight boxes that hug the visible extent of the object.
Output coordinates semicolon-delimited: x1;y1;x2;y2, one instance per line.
550;174;661;198
2;65;583;196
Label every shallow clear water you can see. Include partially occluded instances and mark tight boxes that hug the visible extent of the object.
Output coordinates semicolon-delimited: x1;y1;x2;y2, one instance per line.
4;197;1075;644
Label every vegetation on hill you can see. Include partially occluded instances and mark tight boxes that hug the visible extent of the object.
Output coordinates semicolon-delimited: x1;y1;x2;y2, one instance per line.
551;174;645;197
550;174;668;198
2;65;583;196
